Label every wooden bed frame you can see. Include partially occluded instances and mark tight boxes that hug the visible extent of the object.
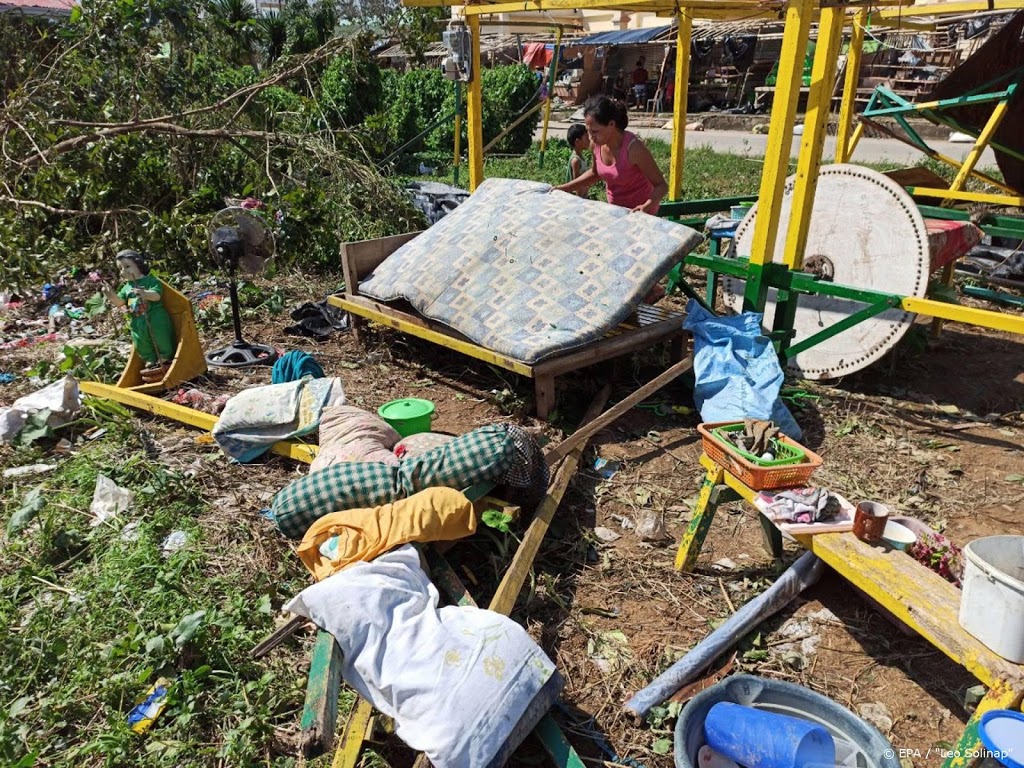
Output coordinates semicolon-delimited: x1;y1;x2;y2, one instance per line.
328;232;690;418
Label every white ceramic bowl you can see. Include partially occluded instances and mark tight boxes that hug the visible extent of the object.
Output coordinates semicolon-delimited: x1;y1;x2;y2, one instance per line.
882;521;917;551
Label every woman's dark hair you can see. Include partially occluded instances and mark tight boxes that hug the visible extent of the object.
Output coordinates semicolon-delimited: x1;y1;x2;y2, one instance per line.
566;123;587;147
583;95;628;131
116;249;151;275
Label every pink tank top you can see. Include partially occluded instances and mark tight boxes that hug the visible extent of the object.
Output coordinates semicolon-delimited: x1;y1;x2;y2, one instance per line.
594;131;658;214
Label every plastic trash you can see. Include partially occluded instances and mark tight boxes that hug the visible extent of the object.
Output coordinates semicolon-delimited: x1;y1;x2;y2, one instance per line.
682;299;802;439
3;464;57;478
89;474;135;527
704;702;836;768
161;530;188;557
127;677;172;734
0;375;81;444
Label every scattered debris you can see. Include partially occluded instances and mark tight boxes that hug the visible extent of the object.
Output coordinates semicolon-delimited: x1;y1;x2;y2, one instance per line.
3;463;57;478
593;526;621;543
857;702;894;733
587;630;633;674
127;678;172;734
713;557;738;570
161;530;188;557
89;474;134;527
635;508;668;544
592;457;622;479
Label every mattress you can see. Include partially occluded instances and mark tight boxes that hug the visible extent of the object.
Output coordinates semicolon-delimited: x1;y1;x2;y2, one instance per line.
357;177;702;364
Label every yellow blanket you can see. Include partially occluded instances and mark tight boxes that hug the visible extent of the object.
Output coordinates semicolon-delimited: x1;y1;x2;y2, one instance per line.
297;487;477;580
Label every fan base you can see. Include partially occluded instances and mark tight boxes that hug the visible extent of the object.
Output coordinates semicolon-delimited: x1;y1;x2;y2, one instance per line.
206;342;278;369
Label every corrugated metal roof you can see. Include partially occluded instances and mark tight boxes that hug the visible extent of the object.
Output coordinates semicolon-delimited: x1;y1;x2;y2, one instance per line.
575;25;672;46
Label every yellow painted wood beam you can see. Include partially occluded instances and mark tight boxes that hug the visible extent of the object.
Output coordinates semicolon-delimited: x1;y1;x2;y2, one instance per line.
743;0;813;308
668;10;692;202
466;14;484;192
902;296;1024;336
460;0;780;14
947;95;1013;198
793;531;1024;690
78;381;319;463
330;296;536;376
906;187;1024;207
879;0;1024;19
834;7;866;164
782;4;844;270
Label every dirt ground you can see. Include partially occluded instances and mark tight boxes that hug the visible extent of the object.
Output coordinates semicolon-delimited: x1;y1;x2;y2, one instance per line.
2;272;1023;767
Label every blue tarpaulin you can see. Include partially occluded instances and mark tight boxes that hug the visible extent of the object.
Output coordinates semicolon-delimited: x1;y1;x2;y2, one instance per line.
574;25;672;46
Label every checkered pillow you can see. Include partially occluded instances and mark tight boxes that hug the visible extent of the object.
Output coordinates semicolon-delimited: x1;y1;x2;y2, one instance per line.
272;424;516;538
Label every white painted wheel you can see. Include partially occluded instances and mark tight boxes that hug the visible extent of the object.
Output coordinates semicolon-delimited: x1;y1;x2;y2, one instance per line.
721;164;930;380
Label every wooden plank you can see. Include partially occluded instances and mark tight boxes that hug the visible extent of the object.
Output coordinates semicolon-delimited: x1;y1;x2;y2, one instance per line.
489;385;610;616
543;357;694;468
424;547;479;607
793;531;1024;690
533;315;687;377
251;615;306;660
535;713;588;768
328;294;536;377
674;464;725;572
79;381;319;464
340;232;419;288
331;698;375;768
300;630;345;757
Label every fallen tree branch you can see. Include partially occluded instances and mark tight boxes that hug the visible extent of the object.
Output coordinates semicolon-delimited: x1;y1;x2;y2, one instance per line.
0;195;143;217
18;37;349;167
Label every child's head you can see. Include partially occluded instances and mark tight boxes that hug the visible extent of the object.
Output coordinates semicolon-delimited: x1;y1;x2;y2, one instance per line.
116;249;150;280
567;123;590;151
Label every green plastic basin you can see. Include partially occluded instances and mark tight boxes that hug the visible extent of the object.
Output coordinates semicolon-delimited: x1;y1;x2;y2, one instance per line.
378;398;435;437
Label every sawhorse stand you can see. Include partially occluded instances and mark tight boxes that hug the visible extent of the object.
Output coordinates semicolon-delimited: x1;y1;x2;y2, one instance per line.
674;454;783;571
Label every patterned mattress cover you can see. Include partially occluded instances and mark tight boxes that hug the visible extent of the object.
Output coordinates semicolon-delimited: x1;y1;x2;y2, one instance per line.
357;178;702;364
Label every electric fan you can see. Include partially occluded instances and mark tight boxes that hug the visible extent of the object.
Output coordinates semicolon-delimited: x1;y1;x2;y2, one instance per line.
204;207;279;368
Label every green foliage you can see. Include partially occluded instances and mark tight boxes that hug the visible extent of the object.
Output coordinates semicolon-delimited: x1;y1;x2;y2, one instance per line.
27;344;127;386
321;44;383;128
372;64;541;166
0;0;422;290
0;445;310;766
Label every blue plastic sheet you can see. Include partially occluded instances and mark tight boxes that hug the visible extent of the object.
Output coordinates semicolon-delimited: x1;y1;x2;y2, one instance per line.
682;300;802;438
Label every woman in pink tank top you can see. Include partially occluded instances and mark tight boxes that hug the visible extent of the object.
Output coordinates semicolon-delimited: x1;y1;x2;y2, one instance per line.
553;96;668;215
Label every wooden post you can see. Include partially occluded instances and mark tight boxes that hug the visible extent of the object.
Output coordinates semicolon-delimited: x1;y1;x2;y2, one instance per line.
835;8;867;164
466;13;484;191
742;0;814;312
538;25;563;169
668;10;693;202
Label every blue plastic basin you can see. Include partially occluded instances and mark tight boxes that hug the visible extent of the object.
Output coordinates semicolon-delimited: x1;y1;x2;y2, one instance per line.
675;675;898;768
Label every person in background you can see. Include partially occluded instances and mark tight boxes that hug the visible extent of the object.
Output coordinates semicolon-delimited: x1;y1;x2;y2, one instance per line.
553;96;667;216
565;123;591;196
552;96;669;301
631;58;649;108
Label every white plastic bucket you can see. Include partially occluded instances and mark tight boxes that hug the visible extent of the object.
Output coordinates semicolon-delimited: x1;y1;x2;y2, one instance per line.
959;536;1024;663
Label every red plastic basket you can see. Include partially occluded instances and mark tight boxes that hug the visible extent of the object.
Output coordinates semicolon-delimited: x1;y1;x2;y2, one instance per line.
697;421;823;490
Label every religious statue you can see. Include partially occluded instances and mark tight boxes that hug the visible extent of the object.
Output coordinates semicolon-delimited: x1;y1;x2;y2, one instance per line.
102;250;175;382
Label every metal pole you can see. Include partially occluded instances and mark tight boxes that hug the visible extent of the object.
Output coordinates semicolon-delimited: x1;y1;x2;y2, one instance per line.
668;10;693;201
538;25;563;170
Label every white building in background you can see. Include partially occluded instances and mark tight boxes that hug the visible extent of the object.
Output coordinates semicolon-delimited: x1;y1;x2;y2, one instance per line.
252;0;283;15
